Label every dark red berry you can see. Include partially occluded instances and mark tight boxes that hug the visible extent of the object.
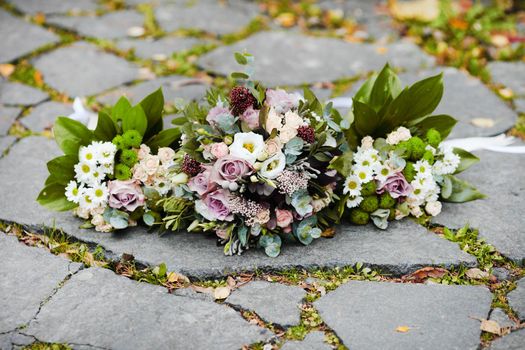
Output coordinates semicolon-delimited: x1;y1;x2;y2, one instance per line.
181;155;201;176
229;86;256;116
297;125;316;144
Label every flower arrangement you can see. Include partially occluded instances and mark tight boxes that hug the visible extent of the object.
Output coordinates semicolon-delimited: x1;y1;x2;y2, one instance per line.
38;53;483;257
38;90;181;231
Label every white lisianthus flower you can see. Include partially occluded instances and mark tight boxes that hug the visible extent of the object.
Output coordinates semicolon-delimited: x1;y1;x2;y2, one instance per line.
65;181;83;204
229;132;265;164
425;201;442;216
343;175;362;197
386;126;411;145
259;152;286;179
87;183;109;206
346;195;363;208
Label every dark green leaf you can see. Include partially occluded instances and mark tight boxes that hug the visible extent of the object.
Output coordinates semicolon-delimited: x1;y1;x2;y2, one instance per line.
353;74;377;104
111;96;132;123
37;183;77;211
369;64;401;111
353;100;380;137
94;111;117;141
146;128;181;153
53;117;94;155
231;72;249;80
122;105;148;136
411;114;457;139
441;175;486;203
140;88;165;139
47;155;77;185
234;52;248;65
328;152;354;177
453;148;479;174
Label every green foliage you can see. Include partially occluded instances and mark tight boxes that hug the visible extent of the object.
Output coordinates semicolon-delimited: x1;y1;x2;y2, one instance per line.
159;197;194;231
379;193;395;209
53;117;94;155
360;181;377;196
94;111;117;141
349;209;369;225
123;130;143;148
120;149;138;167
441;175;486;203
453;148;479;174
114;164;131;180
37;183;78;211
402;161;415;182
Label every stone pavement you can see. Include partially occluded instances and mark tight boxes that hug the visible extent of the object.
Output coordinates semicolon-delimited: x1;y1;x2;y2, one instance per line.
0;0;524;349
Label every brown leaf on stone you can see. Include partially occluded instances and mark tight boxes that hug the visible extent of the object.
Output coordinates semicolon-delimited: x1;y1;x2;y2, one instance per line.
465;268;490;280
321;227;336;238
395;326;411;333
190;285;214;295
402;267;448;283
167;271;190;284
470;118;495;128
0;64;15;77
389;0;439;22
213;286;231;300
226;276;236;288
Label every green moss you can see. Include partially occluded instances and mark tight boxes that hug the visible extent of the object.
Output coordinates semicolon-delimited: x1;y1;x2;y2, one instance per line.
349;209;369;225
379;192;396;209
402;162;415;182
360;181;377;196
114;163;131;180
359;196;379;213
22;343;71;350
425;128;442;148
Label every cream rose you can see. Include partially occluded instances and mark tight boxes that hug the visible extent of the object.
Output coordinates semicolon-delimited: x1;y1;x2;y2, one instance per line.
361;136;374;149
265;108;283;133
143;155;160;175
137;144;151;160
158;147;175;164
425;201;442;216
265;138;282;157
279;126;297;143
132;165;148;182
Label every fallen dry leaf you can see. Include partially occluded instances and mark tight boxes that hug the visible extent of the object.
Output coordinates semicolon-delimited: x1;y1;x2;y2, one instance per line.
167;271;190;284
226;276;236;288
498;88;514;99
470;118;495;128
275;13;296;28
190;285;214;295
466;268;490;280
403;267;448;283
321;227;336;238
480;319;501;335
213;286;231;300
0;64;15;77
396;326;411;333
389;0;439;22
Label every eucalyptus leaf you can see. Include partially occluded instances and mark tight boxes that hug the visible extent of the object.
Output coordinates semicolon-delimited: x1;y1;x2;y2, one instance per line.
453;148;479;174
441;175;486;203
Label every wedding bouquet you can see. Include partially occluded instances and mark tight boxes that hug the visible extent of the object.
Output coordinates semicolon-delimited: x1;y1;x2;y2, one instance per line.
37;53;483;257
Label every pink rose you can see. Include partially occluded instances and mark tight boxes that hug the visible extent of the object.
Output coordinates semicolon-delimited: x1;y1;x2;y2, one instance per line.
210;155;253;188
108;180;145;212
275;208;293;228
210;142;229;159
376;173;412;199
240;107;260;129
206;106;231;125
266;89;299;114
203;189;233;221
188;167;215;195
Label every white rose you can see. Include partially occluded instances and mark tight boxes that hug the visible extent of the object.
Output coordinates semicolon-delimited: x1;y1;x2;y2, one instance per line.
425;201;442;216
75;207;90;219
265;138;282;156
386;126;412;145
409;205;423;217
91;214;105;227
311;199;327;212
265;108;283;133
284;111;304;129
361;136;374;149
96;224;113;232
143;155;160;175
132;164;149;182
279;126;297;143
158;147;175;164
137;144;151;160
259;152;286;179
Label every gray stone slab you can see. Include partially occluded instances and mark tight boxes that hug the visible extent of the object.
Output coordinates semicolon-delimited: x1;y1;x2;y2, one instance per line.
281;331;330;350
33;42;140;97
97;76;209;106
433;148;525;264
515;98;525;114
198;32;434;86
0;234;81;333
155;0;258;35
0;10;60;64
344;67;517;138
489;329;525;350
315;280;491;350
26;267;272;349
0;137;478;278
48;10;145;40
115;37;205;60
0;79;49;106
0;135;16;156
0;331;34;350
488;61;525;96
489;308;515;329
492;267;511;282
20;101;71;132
8;0;99;15
226;281;305;326
507;278;525;321
0;105;21;135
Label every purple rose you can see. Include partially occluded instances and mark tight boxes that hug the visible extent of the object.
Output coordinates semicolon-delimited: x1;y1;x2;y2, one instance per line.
108;180;145;212
203;189;233;221
188;166;216;195
240;107;260;129
210;155;253;189
266;89;299;114
206;106;231;125
376;172;412;199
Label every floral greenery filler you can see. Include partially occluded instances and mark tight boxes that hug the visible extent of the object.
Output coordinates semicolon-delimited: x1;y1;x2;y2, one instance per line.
38;54;483;257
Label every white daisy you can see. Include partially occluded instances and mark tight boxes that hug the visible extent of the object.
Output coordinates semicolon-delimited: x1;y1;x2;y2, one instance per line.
414;160;432;179
90;166;106;184
99;162;114;175
65;181;83;204
78;190;97;210
343;175;362;197
353;165;373;183
94;141;117;165
373;162;393;183
346;195;363;208
74;162;95;184
154;177;171;196
79;145;98;165
87;183;109;206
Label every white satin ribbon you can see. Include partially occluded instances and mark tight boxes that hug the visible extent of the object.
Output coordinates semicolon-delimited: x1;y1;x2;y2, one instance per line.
68;97;98;130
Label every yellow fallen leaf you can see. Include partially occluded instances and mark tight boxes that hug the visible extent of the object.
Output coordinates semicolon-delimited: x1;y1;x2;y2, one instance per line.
396;326;411;333
389;0;439;22
470;118;495;128
480;319;501;335
498;88;514;99
213;286;231;300
0;64;15;77
276;13;296;28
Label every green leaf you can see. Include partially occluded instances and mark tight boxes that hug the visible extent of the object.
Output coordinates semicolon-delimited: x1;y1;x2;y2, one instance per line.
231;72;249;80
109;209;129;229
94;111;117;141
303;87;323;116
37;183;77;211
47;155;77;185
353;74;377;104
453;148;480;174
143;212;155;226
234;52;248;65
111;96;132;124
383;73;444;127
441;175;486;203
53;117;94;155
329;152;354;177
146;128;181;153
353;100;380;137
369;64;401;111
140;88;165;139
410;114;457;139
122;105;148;136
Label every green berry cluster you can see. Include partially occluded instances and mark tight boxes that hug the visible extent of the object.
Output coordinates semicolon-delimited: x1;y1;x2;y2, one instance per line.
348;181;397;226
112;130;143;180
396;128;442;165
